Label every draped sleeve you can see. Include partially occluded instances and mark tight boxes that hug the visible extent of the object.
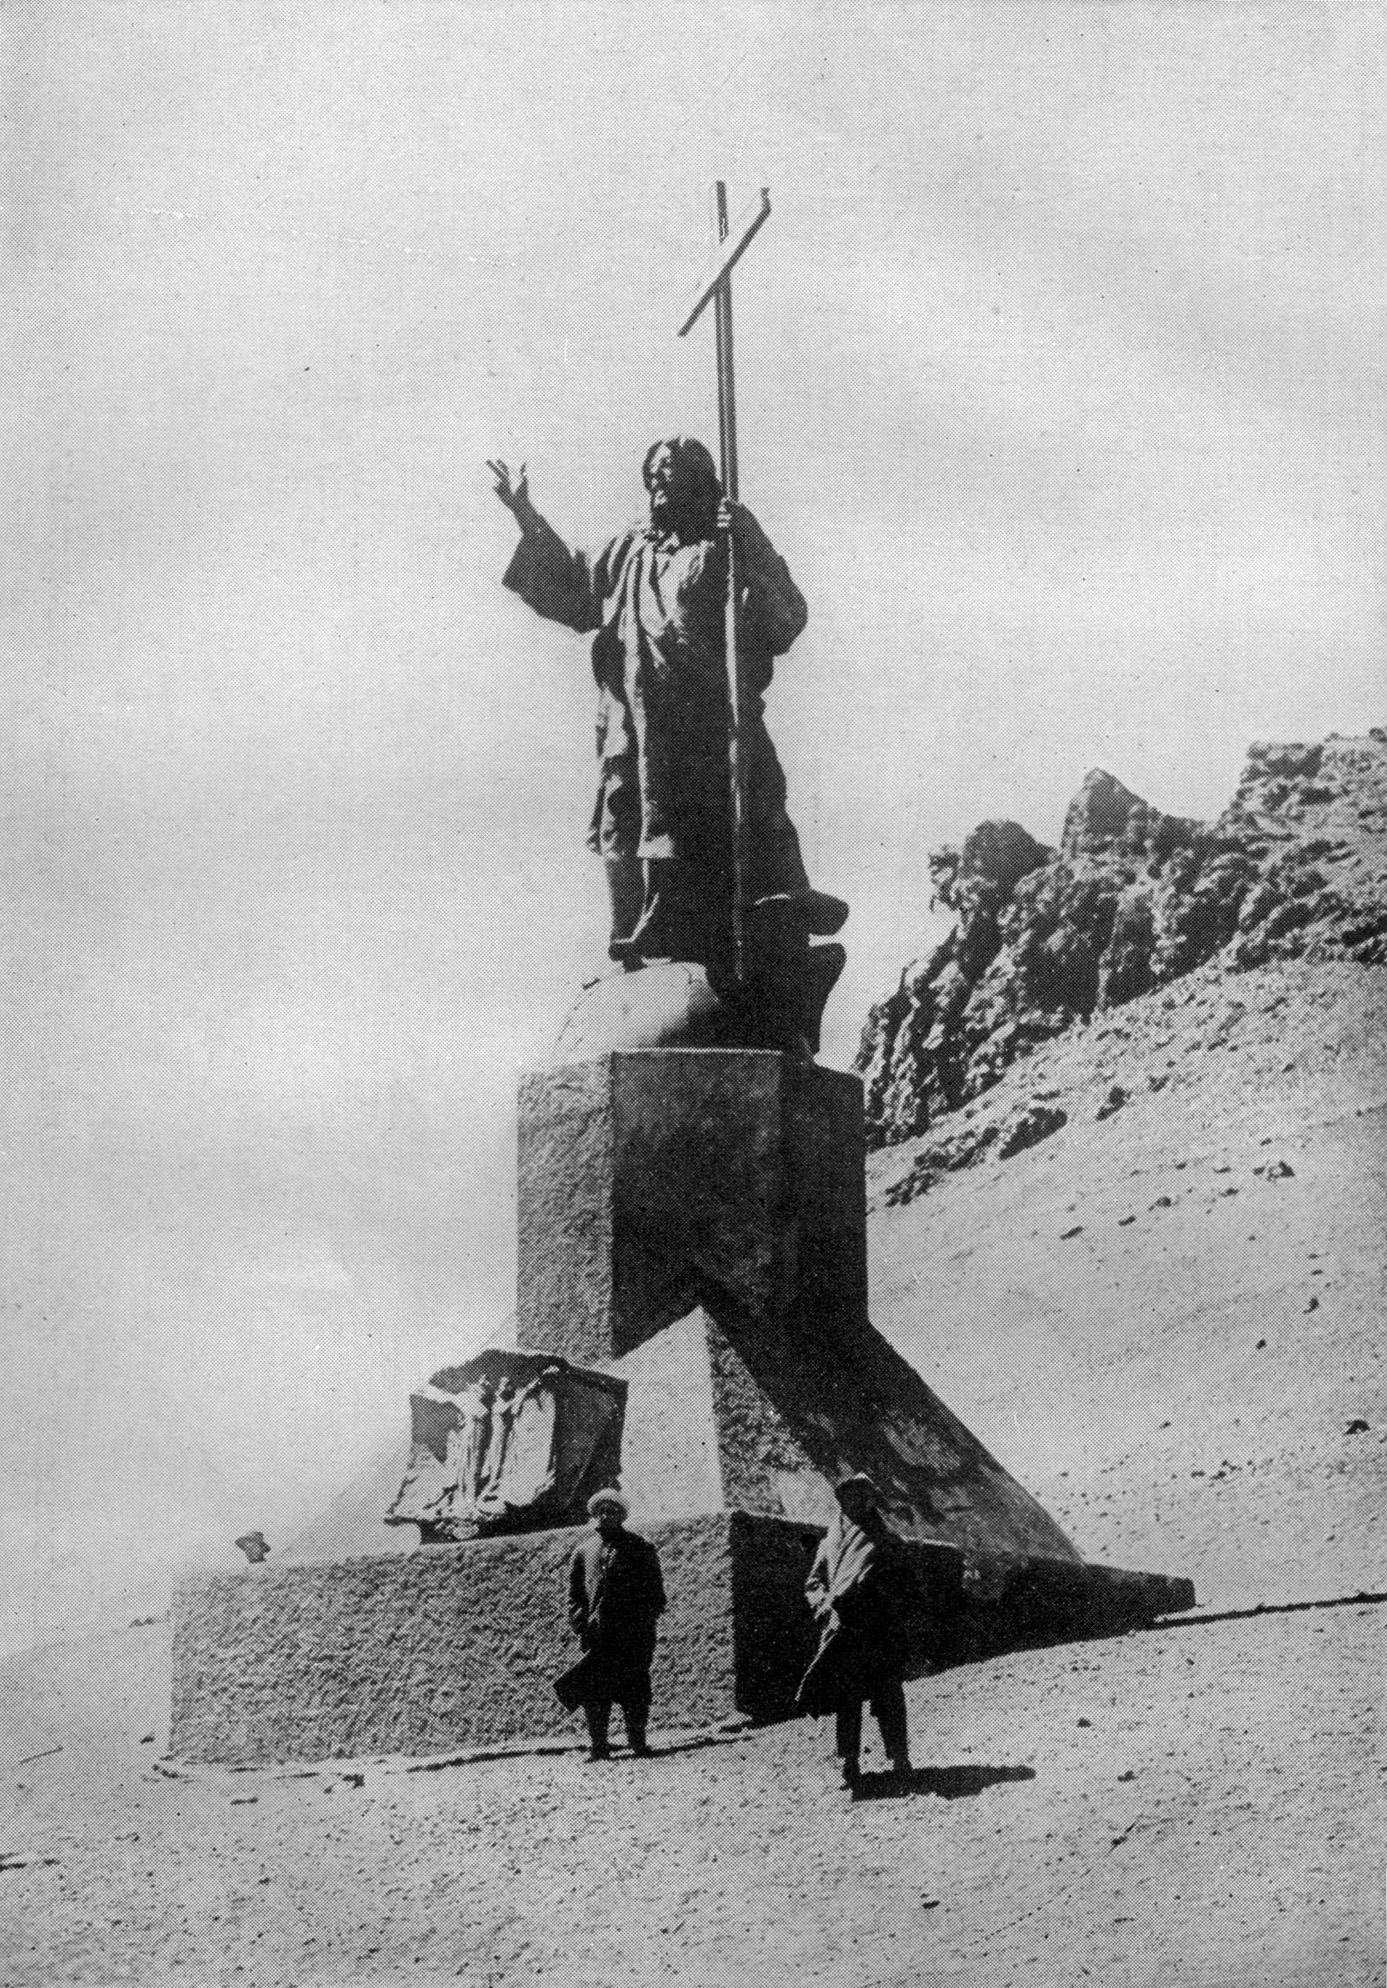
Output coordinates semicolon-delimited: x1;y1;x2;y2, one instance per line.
503;512;605;635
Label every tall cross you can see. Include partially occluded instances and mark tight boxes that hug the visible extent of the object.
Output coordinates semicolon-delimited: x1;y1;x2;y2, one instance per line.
678;184;773;985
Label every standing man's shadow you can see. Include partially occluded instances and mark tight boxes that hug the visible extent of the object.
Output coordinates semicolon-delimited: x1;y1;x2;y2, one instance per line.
850;1763;1036;1802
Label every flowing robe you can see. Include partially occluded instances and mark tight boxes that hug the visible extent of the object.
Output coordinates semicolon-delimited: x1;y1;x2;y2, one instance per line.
796;1509;914;1717
503;505;812;899
558;1527;667;1715
457;1384;494;1506
473;1377;559;1521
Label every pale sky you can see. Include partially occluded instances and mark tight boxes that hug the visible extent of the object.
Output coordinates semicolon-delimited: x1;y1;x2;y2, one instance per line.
3;2;1384;1653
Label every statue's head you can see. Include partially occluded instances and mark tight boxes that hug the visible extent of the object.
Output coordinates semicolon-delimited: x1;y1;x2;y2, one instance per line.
643;436;720;540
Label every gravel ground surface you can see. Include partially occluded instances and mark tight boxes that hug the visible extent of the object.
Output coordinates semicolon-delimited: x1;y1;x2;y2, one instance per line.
1;1597;1382;1987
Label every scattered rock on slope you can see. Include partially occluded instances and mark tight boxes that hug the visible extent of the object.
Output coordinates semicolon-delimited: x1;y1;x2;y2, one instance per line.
857;731;1387;1147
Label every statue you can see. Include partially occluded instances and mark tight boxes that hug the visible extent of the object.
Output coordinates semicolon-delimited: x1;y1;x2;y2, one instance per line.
387;1353;626;1540
498;1369;562;1498
480;1376;520;1496
489;438;847;1055
455;1376;496;1507
474;1368;562;1524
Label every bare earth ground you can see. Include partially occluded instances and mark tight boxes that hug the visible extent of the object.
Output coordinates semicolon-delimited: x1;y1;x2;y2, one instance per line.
2;961;1383;1985
0;1602;1380;1987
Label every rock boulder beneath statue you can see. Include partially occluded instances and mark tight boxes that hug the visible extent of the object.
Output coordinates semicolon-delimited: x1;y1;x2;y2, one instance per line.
555;963;737;1059
555;944;846;1063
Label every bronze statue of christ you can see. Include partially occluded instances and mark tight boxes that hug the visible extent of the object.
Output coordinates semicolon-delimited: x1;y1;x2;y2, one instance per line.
489;436;845;989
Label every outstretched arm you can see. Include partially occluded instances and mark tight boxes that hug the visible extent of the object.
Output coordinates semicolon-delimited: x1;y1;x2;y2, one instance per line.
487;459;539;536
490;458;603;635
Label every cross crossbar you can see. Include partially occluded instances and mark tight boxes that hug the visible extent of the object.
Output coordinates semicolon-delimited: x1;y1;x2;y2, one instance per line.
676;189;772;339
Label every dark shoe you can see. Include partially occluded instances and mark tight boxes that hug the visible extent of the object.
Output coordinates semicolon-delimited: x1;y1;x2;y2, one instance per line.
889;1756;914;1782
586;1743;612;1762
840;1758;861;1790
629;1741;653;1758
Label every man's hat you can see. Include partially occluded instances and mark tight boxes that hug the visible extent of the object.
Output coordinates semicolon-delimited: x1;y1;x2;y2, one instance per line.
587;1488;629;1519
234;1531;270;1554
834;1473;881;1502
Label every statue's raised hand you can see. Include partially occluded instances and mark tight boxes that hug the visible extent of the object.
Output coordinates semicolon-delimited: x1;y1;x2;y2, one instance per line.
487;459;531;519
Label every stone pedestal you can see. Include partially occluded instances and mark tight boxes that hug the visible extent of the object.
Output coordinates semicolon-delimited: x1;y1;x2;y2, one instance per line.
169;1506;1187;1765
170;1047;1193;1767
172;1514;779;1766
517;1051;866;1363
518;1052;1088;1564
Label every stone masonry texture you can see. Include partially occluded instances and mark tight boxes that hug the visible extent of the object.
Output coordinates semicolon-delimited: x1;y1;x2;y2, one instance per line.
609;1052;783;1356
172;1514;741;1767
516;1057;615;1366
174;1039;1193;1765
170;1507;1190;1764
699;1301;1084;1562
516;1052;867;1362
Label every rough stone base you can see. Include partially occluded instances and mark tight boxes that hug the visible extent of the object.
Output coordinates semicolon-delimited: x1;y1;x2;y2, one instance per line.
516;1052;868;1365
170;1512;1192;1767
173;1514;737;1766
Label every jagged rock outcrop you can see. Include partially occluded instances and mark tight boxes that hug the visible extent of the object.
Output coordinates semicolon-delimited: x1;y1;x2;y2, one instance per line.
858;730;1387;1147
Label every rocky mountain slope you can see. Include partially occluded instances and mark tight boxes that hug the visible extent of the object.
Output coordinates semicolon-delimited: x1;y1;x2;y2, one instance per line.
866;956;1386;1611
848;729;1387;1619
858;730;1387;1151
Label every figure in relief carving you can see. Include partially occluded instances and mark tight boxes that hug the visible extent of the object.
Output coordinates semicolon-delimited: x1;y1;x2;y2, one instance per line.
492;1368;561;1504
480;1377;519;1497
457;1377;496;1507
386;1355;626;1541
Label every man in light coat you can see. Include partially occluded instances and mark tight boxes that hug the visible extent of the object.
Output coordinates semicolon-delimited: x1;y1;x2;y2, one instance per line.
797;1474;915;1789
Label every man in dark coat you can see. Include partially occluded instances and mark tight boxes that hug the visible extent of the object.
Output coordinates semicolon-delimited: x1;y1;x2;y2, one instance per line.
559;1489;666;1761
797;1473;915;1789
488;439;843;971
